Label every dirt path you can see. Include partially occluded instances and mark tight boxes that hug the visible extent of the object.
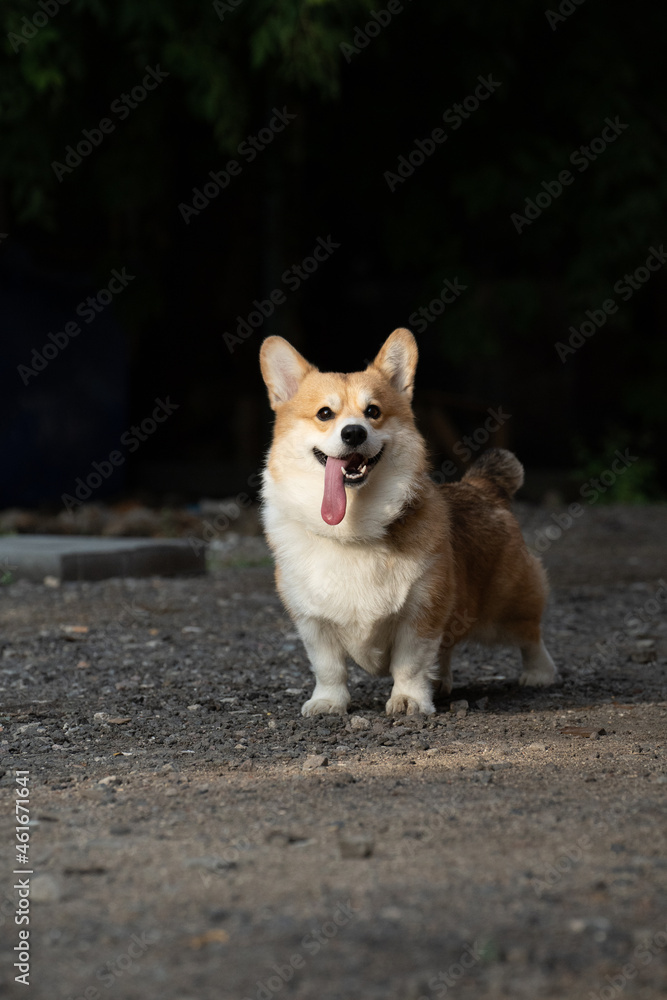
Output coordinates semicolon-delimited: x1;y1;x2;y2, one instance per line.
1;504;666;999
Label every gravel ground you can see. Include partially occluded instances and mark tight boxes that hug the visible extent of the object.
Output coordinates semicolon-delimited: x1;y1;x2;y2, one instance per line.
1;503;666;1000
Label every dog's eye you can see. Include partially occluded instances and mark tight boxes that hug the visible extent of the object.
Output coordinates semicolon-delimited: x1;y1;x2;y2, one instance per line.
316;407;335;421
365;404;381;420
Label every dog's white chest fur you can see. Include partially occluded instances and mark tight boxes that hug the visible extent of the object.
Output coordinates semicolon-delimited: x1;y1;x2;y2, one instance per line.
258;328;556;718
264;505;424;676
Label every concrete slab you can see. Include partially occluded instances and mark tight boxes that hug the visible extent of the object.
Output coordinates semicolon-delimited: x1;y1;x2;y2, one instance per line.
0;535;206;583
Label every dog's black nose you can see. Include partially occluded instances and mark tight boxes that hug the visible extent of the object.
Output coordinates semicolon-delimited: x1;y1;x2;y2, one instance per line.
341;424;367;448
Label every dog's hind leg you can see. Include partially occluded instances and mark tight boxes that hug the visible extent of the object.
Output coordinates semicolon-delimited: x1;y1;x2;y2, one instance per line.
433;646;453;698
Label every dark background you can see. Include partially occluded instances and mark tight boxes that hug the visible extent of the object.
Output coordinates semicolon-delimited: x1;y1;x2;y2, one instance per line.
1;0;666;508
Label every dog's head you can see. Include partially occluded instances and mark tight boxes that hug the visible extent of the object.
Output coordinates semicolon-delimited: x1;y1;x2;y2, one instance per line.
259;329;426;536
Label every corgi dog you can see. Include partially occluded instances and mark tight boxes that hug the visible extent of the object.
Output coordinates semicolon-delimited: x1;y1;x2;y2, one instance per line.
259;328;556;716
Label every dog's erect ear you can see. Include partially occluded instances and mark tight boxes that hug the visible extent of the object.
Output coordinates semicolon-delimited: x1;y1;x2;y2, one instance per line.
370;328;418;400
260;336;315;409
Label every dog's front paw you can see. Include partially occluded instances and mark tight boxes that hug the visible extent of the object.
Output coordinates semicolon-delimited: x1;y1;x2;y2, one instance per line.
301;697;349;717
386;692;435;716
519;667;558;688
519;641;557;687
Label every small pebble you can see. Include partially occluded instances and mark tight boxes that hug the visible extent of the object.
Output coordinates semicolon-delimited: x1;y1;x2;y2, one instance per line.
450;700;469;714
30;875;61;903
338;833;374;859
302;755;328;770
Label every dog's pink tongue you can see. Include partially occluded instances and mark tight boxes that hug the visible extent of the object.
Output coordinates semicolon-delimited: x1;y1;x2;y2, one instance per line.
321;457;348;525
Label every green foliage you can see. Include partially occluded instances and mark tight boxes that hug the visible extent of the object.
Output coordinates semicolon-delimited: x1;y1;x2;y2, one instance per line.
0;0;373;225
1;0;666;486
573;433;660;503
248;0;355;95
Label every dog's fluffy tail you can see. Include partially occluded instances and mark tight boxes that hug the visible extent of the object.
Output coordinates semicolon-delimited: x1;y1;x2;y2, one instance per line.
462;448;524;499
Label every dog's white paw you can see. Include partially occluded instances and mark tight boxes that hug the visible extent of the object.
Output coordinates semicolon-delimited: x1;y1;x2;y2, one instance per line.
301;697;349;717
519;667;557;687
386;692;435;716
519;641;557;687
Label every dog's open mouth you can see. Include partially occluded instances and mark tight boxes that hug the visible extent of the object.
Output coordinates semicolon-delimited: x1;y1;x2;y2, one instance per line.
313;446;384;484
314;446;384;526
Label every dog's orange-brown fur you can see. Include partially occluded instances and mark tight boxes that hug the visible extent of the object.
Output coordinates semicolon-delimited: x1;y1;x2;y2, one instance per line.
260;328;556;715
